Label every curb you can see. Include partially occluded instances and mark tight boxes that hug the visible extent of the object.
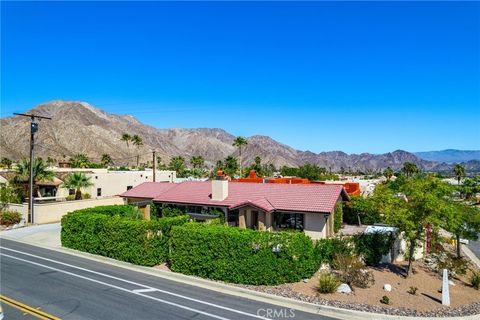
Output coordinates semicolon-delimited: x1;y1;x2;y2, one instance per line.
1;235;478;320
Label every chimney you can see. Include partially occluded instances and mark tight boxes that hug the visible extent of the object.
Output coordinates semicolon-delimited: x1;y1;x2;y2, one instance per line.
212;170;228;201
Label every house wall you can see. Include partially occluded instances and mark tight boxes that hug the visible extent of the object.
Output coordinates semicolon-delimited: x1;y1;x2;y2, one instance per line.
55;169;175;198
4;196;124;224
304;213;327;240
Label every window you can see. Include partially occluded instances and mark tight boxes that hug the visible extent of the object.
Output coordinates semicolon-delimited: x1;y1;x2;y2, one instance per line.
97;188;102;197
127;186;133;190
274;212;304;231
68;189;75;195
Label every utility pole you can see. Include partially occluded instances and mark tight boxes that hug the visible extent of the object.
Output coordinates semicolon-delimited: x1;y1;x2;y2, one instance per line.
14;113;52;224
152;150;156;182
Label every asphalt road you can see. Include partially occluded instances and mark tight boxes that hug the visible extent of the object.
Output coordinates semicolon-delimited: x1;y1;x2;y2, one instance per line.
468;235;480;259
0;239;335;320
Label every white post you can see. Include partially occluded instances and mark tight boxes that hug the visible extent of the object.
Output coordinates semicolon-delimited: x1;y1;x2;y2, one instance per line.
442;269;450;306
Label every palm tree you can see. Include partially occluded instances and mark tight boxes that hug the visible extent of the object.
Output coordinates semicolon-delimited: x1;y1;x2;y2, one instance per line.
121;133;131;148
401;162;418;178
453;164;465;185
14;158;54;197
383;167;394;181
61;172;94;200
69;154;90;168
101;154;113;167
132;135;143;168
224;156;239;177
168;156;186;177
190;156;205;169
233;136;248;177
1;157;13;169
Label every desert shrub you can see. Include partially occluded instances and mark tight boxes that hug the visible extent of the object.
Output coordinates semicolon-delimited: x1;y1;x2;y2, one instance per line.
169;223;320;285
318;272;340;294
353;232;393;266
66;192;93;201
471;271;480;290
407;286;418;295
315;237;353;264
0;210;22;225
434;252;469;277
332;253;374;289
161;206;186;217
380;295;390;305
61;208;189;266
333;202;343;233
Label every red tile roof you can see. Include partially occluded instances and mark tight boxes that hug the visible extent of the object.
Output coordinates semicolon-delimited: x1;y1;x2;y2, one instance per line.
121;181;349;214
119;182;177;199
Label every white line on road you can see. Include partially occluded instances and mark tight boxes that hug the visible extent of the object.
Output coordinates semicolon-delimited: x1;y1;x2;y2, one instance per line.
1;247;269;320
133;288;158;293
2;253;231;320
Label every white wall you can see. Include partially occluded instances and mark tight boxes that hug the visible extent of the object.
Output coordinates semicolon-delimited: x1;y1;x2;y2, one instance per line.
304;213;327;240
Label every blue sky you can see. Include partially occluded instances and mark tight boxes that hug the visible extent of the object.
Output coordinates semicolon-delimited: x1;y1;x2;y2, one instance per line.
2;1;479;154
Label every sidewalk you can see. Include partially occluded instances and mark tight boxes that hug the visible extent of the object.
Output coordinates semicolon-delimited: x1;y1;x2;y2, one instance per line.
0;223;61;248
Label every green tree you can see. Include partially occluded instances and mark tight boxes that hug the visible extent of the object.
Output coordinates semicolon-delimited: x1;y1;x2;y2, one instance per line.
401;162;418;178
190;156;205;169
453;164;465;185
46;157;56;166
458;176;480;200
131;135;143;168
61;172;94;200
383;167;394;181
69;154;90;168
280;166;299;177
121;133;131;148
223;156;239;177
101;154;113;167
169;156;186;177
14;158;54;198
156;157;168;170
443;202;480;257
371;176;451;277
233;136;248;177
0;158;13;169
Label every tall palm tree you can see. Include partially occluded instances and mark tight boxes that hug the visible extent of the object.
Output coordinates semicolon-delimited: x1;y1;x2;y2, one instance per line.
453;164;465;185
69;154;90;168
401;162;418;178
383;167;394;181
121;133;131;148
190;155;205;169
233;136;248;177
101;154;113;167
61;172;94;200
14;158;54;197
132;135;143;168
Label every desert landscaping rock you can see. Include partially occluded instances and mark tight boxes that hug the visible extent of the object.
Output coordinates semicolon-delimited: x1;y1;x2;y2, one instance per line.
384;284;392;292
336;283;352;294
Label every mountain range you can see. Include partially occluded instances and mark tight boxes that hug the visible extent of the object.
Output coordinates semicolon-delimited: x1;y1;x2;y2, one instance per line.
1;100;478;172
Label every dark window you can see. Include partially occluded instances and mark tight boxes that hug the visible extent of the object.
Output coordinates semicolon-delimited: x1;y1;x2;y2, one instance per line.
68;189;75;195
127;186;133;190
97;188;102;197
274;212;304;231
95;176;98;179
228;209;239;226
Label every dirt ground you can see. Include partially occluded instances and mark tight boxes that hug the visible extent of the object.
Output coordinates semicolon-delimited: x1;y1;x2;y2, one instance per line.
291;262;480;312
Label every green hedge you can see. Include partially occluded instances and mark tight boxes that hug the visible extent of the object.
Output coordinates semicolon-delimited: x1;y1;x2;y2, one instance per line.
169;223;320;285
68;205;140;217
61;208;189;266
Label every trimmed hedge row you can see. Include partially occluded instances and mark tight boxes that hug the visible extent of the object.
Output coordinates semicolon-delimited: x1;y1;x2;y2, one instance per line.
169;223;320;285
67;205;140;218
61;209;188;266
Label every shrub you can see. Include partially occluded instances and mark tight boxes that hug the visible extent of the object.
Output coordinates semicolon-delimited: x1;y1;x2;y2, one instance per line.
67;205;140;218
333;202;343;233
61;208;189;266
169;223;320;285
332;253;374;289
407;286;418;295
353;232;393;266
318;272;340;294
66;192;92;201
0;210;22;225
380;295;390;305
471;271;480;290
434;252;469;277
161;206;186;217
315;236;353;264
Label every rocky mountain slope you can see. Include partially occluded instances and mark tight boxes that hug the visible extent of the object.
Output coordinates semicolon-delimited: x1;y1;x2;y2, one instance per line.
415;149;480;163
1;100;477;172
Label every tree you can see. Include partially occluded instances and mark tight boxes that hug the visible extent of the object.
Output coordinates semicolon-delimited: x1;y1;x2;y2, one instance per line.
190;156;205;169
61;172;94;200
14;158;54;198
69;154;90;168
383;167;394;181
458;176;480;200
101;154;113;167
401;162;418;178
156;157;167;170
169;156;186;177
46;157;56;166
453;164;465;185
223;156;239;177
371;176;451;277
131;135;143;168
121;133;131;148
0;158;13;169
443;202;480;257
232;136;248;177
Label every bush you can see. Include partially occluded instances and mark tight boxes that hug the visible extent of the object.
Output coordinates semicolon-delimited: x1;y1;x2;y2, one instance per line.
161;206;186;217
66;192;92;201
170;223;320;285
332;253;374;289
61;207;189;266
315;237;353;264
333;202;343;233
434;252;469;277
407;286;418;295
353;232;393;266
0;210;22;225
67;205;140;218
471;271;480;290
380;295;390;305
318;272;340;294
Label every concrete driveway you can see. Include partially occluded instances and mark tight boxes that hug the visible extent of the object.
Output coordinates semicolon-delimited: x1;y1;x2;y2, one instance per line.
0;223;61;248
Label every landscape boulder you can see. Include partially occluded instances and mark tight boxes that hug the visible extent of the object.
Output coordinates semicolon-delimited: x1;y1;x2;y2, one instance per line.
337;283;352;294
